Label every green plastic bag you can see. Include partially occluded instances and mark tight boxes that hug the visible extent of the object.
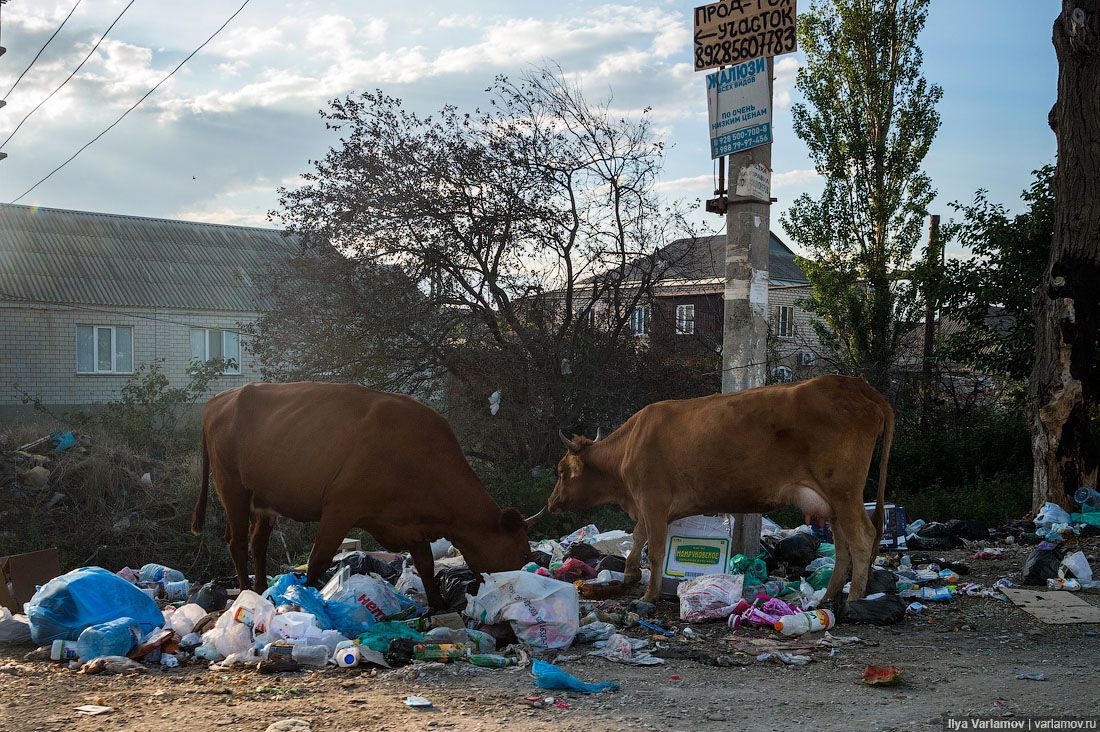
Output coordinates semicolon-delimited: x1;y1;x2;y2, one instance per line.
806;566;833;591
816;542;836;558
357;621;423;652
729;554;768;586
1071;511;1100;527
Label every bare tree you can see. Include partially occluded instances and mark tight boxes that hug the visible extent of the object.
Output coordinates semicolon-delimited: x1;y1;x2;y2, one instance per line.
254;66;701;465
1027;1;1100;512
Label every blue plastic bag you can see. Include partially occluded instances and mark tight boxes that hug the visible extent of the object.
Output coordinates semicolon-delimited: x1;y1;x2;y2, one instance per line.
531;659;619;693
283;585;336;630
263;572;306;606
27;567;163;644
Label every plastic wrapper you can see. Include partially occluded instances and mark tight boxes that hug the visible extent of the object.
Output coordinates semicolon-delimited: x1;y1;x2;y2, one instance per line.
531;659;618;693
26;567;164;644
395;565;427;606
464;571;579;649
164;604;207;636
677;573;745;622
588;633;663;665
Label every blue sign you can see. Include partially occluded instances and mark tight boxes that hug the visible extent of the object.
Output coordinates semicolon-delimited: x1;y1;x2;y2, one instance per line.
706;57;772;159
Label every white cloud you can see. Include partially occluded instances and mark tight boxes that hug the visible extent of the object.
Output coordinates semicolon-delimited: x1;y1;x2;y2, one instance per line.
654;174;714;194
773;56;800;108
773;168;820;187
173;207;273;228
305;14;357;56
207;25;289;59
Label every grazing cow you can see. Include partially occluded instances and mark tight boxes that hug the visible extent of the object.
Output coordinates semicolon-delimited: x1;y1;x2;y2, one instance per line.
547;375;893;603
192;382;535;609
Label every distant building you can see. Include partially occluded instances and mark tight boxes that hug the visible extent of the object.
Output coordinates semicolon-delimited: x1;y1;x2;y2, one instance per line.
618;232;824;382
0;204;296;418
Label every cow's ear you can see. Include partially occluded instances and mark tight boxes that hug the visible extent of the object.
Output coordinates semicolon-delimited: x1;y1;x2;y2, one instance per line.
500;507;525;532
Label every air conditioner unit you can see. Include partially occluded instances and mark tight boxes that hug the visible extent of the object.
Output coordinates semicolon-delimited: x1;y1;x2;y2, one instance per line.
797;351;817;367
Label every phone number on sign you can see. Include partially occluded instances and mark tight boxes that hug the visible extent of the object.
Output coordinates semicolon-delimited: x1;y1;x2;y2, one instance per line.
696;27;796;69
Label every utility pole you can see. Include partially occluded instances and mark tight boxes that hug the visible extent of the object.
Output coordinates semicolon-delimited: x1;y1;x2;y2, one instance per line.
719;56;774;559
920;214;941;436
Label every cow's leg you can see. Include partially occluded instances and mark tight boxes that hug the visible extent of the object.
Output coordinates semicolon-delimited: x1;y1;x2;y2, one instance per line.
213;469;253;591
249;513;276;594
623;518;647;586
834;500;877;601
823;518;852;602
408;541;445;611
640;514;668;603
305;514;356;587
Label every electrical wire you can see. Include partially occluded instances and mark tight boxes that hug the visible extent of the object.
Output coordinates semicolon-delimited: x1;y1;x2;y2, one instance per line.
0;0;136;150
10;0;252;204
2;0;85;102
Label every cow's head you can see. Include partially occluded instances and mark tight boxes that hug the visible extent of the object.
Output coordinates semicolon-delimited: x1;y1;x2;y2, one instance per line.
461;507;535;574
548;431;604;512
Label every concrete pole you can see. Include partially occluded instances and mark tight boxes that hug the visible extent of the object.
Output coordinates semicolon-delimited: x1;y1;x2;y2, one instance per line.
722;57;774;558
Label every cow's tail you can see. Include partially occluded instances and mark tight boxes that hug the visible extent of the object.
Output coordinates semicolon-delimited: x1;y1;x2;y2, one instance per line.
191;430;210;535
871;398;895;553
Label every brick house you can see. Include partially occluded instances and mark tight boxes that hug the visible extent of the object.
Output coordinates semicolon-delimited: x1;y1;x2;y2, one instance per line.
624;233;823;382
0;204;297;419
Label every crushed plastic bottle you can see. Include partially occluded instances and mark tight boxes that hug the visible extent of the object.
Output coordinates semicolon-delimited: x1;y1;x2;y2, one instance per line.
413;643;474;662
49;640;79;661
468;653;516;668
263;641;330;667
773;610;836;636
1075;486;1100;508
75;617;141;661
138;563;186;584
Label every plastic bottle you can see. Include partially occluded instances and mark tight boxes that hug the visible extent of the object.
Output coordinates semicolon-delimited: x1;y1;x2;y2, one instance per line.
75;617;141;661
50;640;79;661
773;609;836;636
138;563;185;584
1075;486;1100;508
334;644;360;667
899;555;912;571
413;643;474;662
468;653;517;668
158;580;191;602
1047;577;1082;591
264;641;330;666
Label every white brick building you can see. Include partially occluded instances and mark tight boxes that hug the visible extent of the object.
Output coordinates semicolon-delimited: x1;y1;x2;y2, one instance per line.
0;204;297;419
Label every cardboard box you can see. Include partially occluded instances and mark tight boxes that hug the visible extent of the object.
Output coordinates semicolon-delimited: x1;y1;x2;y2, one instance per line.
0;548;61;613
821;503;908;550
660;515;733;596
338;537;362;553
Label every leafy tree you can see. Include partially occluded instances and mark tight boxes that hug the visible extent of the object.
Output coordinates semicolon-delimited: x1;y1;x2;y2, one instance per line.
940;165;1054;385
252;66;702;466
782;0;942;390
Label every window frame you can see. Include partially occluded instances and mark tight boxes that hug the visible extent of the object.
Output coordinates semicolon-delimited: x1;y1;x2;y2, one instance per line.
75;325;133;374
629;304;650;336
776;305;795;339
675;303;696;335
189;327;241;375
772;365;794;383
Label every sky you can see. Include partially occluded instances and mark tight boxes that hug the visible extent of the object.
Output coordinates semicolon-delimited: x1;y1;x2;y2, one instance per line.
0;1;1059;257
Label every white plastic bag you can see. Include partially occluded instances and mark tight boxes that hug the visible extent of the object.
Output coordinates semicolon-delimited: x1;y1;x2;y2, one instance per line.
203;590;274;657
464;571;579;649
396;565;427;606
1036;502;1072;529
165;603;206;636
0;608;31;643
588;633;663;665
677;573;744;622
1061;551;1094;582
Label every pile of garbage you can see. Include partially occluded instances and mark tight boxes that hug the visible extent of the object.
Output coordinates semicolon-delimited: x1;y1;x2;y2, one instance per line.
1;491;1097;686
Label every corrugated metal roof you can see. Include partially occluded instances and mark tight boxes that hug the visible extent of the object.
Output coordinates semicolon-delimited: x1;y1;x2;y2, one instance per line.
0;204;299;311
654;233;809;285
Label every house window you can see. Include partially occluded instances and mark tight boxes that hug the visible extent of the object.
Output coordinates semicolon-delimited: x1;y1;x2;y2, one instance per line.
190;328;241;374
772;366;794;383
675;304;695;335
76;326;133;374
629;305;650;336
776;305;794;339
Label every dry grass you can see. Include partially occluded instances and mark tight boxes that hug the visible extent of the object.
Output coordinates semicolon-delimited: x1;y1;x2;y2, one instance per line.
0;422;317;581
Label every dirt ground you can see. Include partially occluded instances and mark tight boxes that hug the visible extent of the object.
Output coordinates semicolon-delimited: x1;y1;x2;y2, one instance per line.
2;543;1099;732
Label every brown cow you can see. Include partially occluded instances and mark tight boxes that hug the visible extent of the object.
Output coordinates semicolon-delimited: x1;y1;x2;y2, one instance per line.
191;382;535;609
547;375;893;603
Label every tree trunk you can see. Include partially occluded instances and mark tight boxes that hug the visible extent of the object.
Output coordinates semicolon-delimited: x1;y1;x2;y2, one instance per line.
1027;0;1100;512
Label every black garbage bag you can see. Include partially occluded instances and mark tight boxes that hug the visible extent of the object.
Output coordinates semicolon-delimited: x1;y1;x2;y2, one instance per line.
773;533;820;572
916;522;951;538
867;568;899;595
436;566;479;612
946;518;989;541
324;551;401;583
838;593;907;625
529;550;553;568
1021;547;1063;585
906;534;953;551
760;534;783;572
565;542;602;563
596;555;626;574
189;581;229;613
384;637;418;667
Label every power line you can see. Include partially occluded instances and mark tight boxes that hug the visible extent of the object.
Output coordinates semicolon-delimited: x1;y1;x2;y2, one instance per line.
3;0;86;102
0;0;136;150
10;0;252;204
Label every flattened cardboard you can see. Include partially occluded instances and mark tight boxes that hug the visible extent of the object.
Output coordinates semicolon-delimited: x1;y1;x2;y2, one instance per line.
0;548;61;613
1002;587;1100;624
